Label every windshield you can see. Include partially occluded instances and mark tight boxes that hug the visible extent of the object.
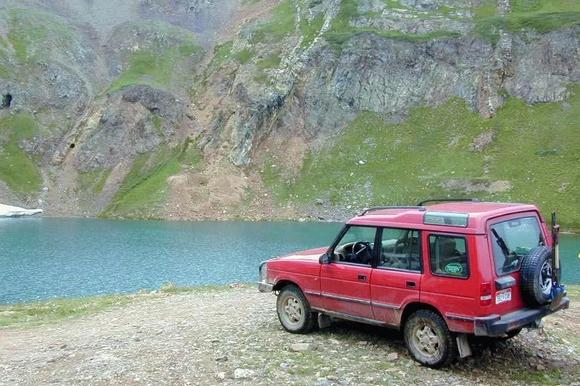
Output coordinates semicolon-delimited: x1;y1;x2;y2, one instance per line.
490;216;544;275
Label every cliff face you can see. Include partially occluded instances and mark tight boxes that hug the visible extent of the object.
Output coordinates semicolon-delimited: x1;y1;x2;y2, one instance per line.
0;0;578;225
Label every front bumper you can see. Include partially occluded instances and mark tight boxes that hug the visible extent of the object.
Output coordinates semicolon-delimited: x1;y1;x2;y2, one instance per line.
474;296;570;337
258;281;274;293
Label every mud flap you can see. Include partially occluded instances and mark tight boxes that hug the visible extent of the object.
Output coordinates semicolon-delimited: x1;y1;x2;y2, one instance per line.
318;313;332;329
456;334;472;358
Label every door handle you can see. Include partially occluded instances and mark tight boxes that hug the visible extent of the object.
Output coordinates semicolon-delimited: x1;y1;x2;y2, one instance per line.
406;281;416;288
358;274;367;282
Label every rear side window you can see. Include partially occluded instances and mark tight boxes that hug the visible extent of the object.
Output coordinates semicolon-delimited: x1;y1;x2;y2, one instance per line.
378;228;421;271
490;216;544;275
429;235;469;278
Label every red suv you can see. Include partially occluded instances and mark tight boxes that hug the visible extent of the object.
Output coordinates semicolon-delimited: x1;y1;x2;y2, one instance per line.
258;199;569;367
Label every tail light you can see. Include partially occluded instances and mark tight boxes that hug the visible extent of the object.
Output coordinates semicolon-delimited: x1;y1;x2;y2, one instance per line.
480;282;492;306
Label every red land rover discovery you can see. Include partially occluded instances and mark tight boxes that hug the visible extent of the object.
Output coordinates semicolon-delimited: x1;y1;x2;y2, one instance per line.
258;199;569;367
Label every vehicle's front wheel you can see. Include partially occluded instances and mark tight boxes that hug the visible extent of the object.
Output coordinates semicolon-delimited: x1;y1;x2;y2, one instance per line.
404;309;457;368
276;285;316;334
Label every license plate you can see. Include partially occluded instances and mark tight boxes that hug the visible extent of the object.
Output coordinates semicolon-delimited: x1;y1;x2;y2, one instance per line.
496;289;512;304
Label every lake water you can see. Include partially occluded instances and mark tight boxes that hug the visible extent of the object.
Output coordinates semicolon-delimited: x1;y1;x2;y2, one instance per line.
0;218;578;304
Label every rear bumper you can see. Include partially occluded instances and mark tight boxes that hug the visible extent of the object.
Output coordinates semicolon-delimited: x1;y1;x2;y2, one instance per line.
474;296;570;337
258;281;274;293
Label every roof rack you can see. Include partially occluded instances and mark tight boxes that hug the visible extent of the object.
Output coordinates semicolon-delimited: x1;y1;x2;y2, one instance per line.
359;206;426;216
417;198;480;206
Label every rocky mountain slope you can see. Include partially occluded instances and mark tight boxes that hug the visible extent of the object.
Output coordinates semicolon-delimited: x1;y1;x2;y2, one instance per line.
0;0;578;226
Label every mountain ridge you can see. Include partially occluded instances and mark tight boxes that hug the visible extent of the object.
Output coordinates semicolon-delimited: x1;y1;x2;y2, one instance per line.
0;0;578;226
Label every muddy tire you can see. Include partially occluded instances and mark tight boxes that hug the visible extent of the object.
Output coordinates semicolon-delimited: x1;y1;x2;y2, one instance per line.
404;309;457;368
521;247;553;306
276;285;316;334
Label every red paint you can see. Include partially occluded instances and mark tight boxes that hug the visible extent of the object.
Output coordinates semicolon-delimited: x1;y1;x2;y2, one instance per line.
262;202;563;335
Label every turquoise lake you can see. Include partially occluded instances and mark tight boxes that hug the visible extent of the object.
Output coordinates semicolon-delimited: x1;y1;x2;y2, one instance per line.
0;218;578;304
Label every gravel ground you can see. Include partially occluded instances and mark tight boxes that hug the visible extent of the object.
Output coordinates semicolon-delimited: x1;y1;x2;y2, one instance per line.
0;286;578;385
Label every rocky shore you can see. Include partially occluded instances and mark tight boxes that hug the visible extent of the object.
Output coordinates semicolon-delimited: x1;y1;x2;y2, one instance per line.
0;286;578;385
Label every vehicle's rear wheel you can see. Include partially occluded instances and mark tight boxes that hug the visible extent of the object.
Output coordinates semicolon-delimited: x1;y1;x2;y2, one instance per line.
521;246;553;306
404;309;457;368
276;285;315;334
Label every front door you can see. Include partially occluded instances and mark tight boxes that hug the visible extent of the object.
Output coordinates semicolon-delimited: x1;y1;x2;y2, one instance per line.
320;225;377;319
371;228;422;326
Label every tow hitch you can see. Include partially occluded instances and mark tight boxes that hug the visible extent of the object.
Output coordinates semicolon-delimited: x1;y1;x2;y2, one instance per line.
549;212;566;311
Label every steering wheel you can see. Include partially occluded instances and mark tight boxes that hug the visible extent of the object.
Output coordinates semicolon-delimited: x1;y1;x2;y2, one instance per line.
352;242;372;264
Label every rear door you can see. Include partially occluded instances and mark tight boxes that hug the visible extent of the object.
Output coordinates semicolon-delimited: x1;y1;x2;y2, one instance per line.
320;225;377;319
370;228;422;326
420;232;479;321
488;213;547;314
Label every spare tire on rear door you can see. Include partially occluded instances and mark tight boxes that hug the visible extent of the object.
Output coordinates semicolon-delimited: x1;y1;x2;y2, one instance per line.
520;246;553;307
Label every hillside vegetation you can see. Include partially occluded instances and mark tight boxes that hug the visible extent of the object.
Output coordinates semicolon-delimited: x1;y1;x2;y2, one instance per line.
264;85;580;227
0;0;578;226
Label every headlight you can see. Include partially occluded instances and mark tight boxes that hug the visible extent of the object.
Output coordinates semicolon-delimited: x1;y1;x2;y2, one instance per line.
259;261;268;282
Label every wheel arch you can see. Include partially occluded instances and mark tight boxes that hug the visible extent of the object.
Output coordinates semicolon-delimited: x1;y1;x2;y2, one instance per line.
272;279;299;292
400;302;444;329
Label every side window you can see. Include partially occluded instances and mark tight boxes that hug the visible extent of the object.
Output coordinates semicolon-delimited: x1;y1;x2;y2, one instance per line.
333;226;377;265
378;228;421;271
429;234;469;278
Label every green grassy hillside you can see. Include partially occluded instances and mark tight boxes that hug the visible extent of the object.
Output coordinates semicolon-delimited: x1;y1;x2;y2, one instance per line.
0;114;42;194
475;0;580;43
102;140;202;219
263;85;580;228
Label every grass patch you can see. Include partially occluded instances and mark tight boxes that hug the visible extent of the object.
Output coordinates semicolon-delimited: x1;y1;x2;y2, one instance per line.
0;283;251;328
102;139;202;218
0;113;42;194
2;8;78;63
0;294;134;328
105;21;201;93
78;168;112;194
207;40;234;72
510;368;563;385
474;0;580;43
264;84;580;229
324;0;460;50
107;43;200;93
474;0;498;19
300;14;324;48
250;0;296;43
256;52;281;70
158;282;235;294
234;48;254;64
0;62;10;78
253;50;282;84
151;114;164;136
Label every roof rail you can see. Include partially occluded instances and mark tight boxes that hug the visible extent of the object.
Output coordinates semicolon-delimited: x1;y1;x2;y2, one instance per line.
359;206;426;216
417;198;480;206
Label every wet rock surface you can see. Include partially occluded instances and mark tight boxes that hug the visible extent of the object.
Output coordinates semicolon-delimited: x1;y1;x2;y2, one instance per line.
0;287;578;385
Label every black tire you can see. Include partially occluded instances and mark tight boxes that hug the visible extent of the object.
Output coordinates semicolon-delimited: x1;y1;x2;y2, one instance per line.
276;285;316;334
521;246;553;306
404;309;457;368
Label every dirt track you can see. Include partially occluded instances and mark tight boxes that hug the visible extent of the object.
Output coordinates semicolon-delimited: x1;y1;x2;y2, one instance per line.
0;287;578;385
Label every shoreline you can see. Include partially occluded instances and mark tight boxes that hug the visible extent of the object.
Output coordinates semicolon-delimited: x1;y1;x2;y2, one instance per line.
2;284;578;329
0;283;252;328
1;286;578;385
5;213;580;233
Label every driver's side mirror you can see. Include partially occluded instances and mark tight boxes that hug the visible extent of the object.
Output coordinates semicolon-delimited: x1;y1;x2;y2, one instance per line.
319;252;332;264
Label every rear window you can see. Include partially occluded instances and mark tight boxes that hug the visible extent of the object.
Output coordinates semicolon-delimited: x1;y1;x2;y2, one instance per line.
490;216;544;275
